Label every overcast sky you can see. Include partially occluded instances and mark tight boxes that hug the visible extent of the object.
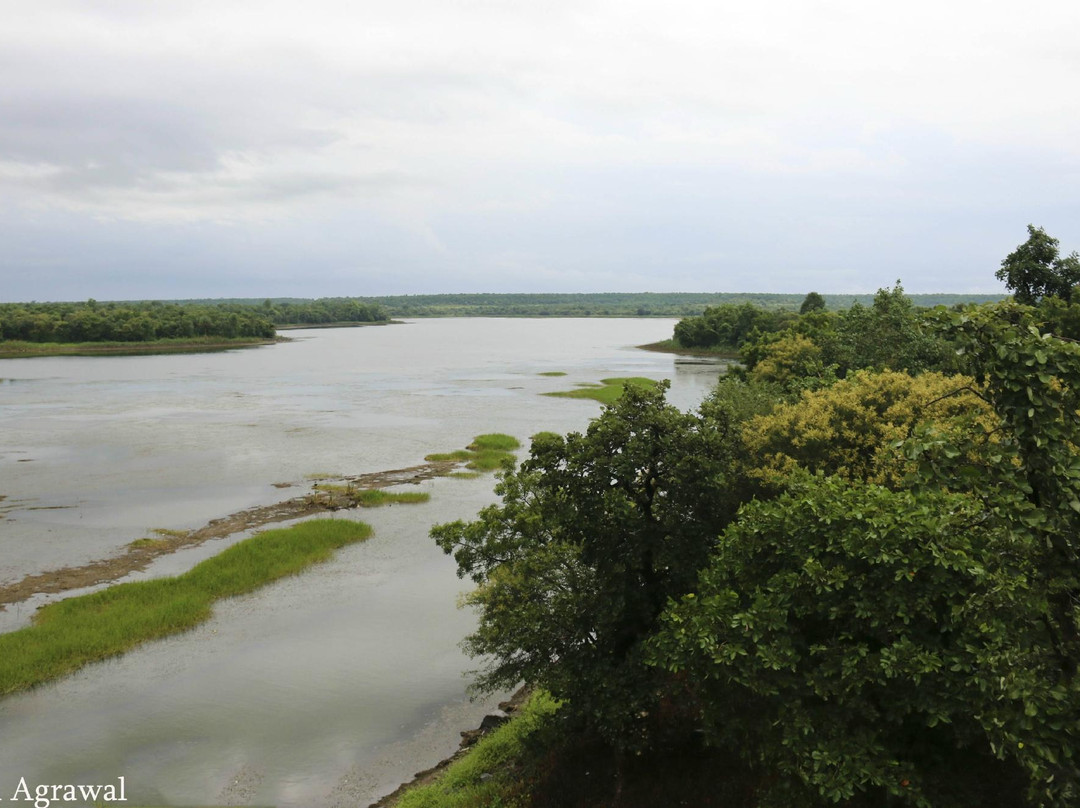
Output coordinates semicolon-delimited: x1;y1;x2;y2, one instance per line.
2;0;1078;301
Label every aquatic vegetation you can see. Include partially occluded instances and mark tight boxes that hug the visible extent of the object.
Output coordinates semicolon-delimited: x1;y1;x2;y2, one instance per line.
0;519;372;697
425;434;521;472
542;376;660;405
309;484;430;508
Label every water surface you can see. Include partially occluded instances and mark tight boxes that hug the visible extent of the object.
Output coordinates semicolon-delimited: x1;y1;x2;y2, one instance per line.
0;318;724;807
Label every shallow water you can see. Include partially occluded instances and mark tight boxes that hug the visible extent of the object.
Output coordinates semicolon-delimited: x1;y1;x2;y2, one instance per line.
0;318;724;807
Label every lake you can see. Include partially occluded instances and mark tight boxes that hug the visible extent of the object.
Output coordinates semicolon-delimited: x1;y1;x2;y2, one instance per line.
0;318;725;807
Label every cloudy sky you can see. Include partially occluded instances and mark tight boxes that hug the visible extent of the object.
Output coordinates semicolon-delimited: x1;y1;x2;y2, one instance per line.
1;0;1078;301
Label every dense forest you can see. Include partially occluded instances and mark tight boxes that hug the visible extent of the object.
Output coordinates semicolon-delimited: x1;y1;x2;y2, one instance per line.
259;297;389;326
0;298;389;345
0;300;276;343
425;227;1080;807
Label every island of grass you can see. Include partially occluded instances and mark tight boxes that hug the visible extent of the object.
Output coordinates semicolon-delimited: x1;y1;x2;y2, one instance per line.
426;434;521;472
0;518;371;697
542;377;660;405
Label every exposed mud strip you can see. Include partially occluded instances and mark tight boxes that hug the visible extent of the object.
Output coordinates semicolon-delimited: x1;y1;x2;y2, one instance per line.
0;459;462;610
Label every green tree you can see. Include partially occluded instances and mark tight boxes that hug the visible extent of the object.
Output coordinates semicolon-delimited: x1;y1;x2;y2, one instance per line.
651;478;1047;807
996;225;1080;305
800;291;826;314
432;383;749;748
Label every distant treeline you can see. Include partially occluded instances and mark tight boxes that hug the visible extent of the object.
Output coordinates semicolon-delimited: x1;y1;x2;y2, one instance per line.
206;292;1006;318
260;297;389;325
1;293;1009;345
0;301;276;343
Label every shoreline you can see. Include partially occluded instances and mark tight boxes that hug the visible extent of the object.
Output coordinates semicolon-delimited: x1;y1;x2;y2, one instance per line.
0;337;278;359
636;339;740;358
368;686;531;808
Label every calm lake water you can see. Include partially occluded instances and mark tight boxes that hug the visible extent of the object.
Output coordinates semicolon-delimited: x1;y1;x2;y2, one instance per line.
0;318;724;807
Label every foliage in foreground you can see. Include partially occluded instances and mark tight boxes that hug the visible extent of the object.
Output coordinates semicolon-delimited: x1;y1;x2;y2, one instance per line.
0;519;371;697
652;478;1046;807
434;297;1080;806
434;383;751;748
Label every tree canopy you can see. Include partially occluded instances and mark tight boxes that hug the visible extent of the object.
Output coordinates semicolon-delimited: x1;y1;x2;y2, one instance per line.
434;293;1080;806
996;225;1080;305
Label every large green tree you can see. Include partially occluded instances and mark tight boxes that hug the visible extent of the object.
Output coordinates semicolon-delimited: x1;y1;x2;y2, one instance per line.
432;383;750;747
996;225;1080;305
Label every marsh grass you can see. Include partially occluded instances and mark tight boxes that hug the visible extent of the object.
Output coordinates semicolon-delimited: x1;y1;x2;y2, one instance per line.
423;449;475;463
353;489;431;507
309;484;431;508
425;434;521;472
394;690;560;808
0;519;371;697
538;371;567;377
543;376;660;405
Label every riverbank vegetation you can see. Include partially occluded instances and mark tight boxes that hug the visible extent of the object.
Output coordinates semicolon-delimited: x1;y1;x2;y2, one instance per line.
0;519;371;697
428;228;1080;807
0;300;277;344
0;298;391;355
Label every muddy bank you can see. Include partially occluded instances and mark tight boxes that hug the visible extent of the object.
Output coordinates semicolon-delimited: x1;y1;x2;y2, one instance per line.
0;459;461;610
369;687;530;808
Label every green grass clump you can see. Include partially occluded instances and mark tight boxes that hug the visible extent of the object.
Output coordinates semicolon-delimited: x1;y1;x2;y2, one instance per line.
0;519;371;697
424;449;475;463
128;537;170;550
395;691;561;808
353;489;431;507
425;434;521;473
538;371;567;377
468;434;521;452
543;376;661;405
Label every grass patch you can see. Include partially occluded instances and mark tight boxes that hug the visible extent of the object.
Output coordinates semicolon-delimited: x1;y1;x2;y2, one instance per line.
353;489;431;507
310;485;431;508
425;434;521;472
542;377;661;405
0;337;272;359
538;371;567;377
394;691;561;808
468;434;521;452
423;449;475;463
448;471;483;480
0;519;371;697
